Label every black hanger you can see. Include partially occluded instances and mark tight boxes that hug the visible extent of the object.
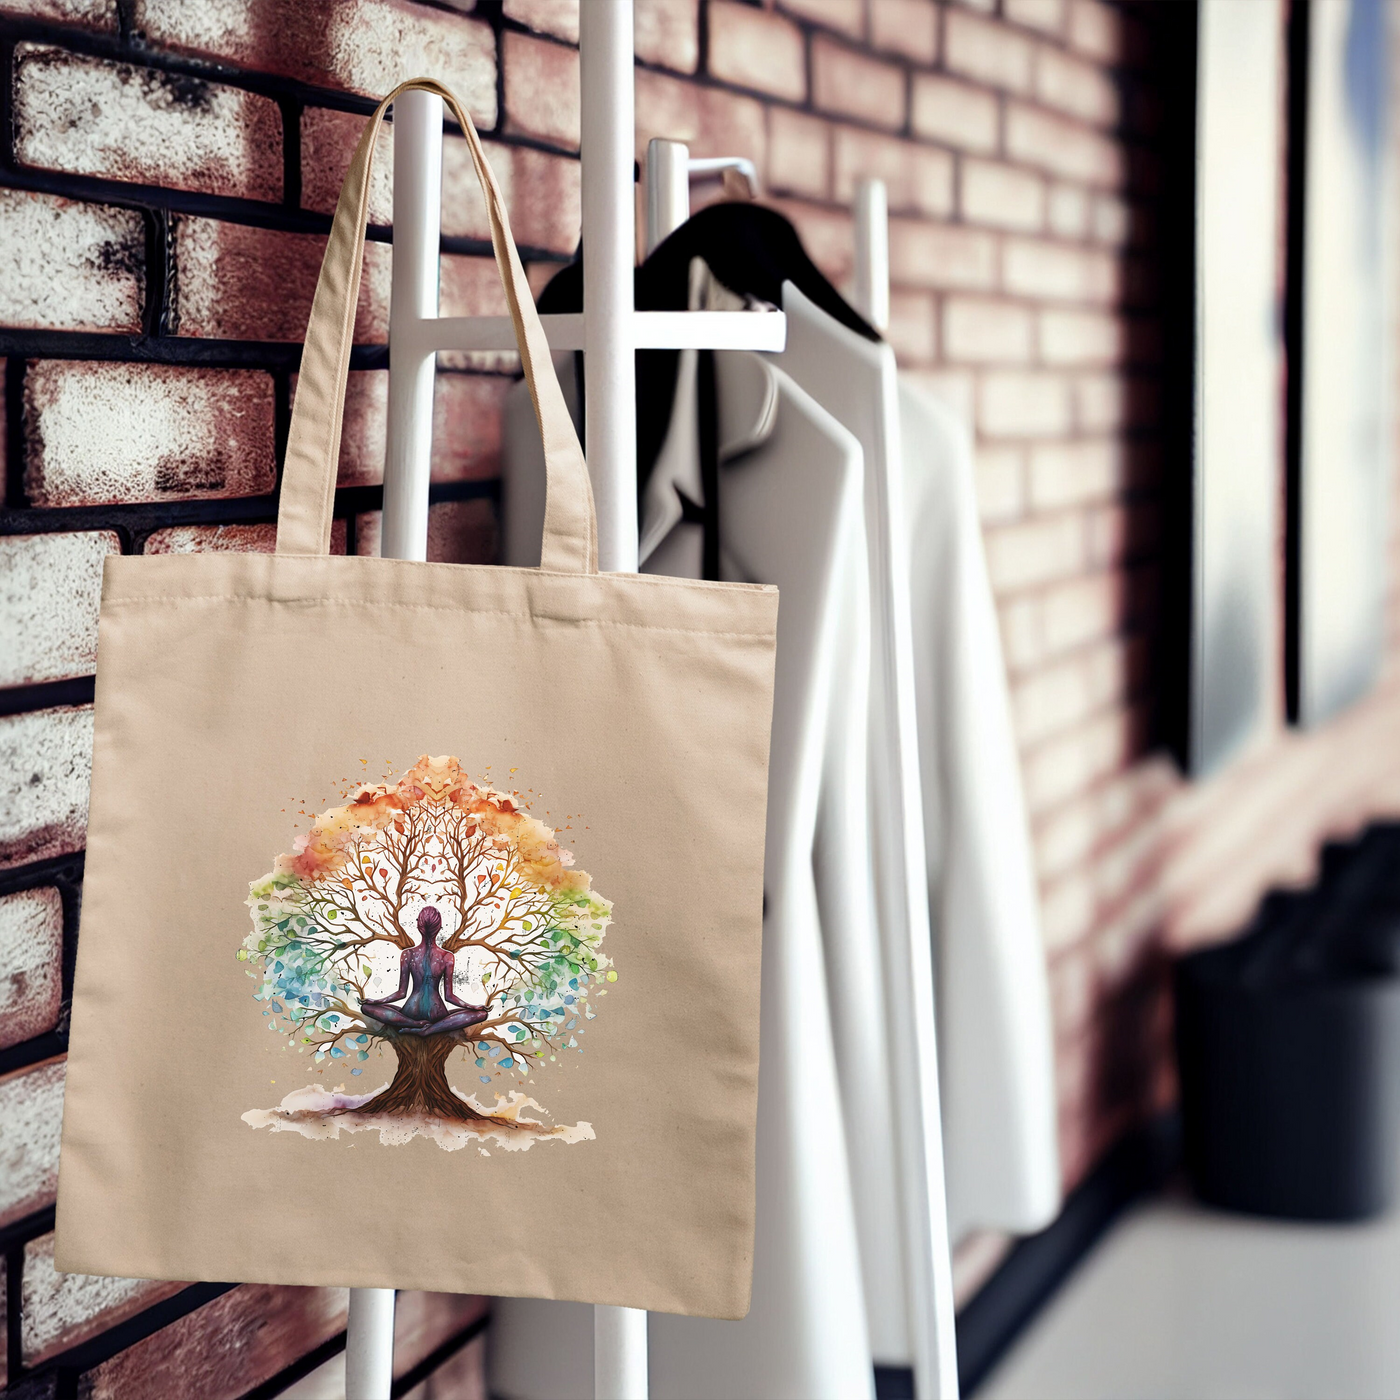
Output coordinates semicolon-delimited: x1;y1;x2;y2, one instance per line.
535;203;880;576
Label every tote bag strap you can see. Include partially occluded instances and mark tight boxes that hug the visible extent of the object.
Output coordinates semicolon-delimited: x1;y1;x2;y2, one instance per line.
276;77;597;575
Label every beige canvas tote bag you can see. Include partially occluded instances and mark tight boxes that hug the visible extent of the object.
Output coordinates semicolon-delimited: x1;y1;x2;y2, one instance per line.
54;78;777;1319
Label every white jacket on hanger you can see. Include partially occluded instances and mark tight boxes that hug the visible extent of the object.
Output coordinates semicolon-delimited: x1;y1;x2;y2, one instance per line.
899;383;1060;1239
492;336;877;1400
772;284;957;1391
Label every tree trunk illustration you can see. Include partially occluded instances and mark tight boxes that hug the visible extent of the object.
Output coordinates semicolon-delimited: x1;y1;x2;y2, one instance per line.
371;1036;486;1122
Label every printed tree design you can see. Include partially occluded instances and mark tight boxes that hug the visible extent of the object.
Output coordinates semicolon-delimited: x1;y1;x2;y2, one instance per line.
240;756;613;1146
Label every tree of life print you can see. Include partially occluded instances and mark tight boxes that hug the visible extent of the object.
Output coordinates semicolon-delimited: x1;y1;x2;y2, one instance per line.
239;755;615;1152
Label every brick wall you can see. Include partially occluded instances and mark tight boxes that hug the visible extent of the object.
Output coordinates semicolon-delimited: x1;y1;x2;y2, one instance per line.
2;0;1400;1390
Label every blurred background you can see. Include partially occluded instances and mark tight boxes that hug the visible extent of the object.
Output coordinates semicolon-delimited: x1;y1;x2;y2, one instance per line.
2;0;1399;1396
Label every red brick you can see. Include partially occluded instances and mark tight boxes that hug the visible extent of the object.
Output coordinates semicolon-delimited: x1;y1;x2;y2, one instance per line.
833;128;952;216
709;1;806;102
779;0;864;35
636;0;700;72
357;498;497;565
0;889;63;1052
25;362;276;507
978;369;1074;437
1090;192;1134;246
394;1291;488;1375
301;109;582;256
301;369;510;487
0;1058;65;1228
131;0;497;123
767;108;831;201
1002;236;1118;303
83;1284;349;1400
961;157;1045;231
942;296;1033;363
1021;709;1131;812
869;0;940;64
0;708;92;870
0;0;114;25
973;444;1025;522
1034;44;1120;127
1005;101;1123;185
13;45;281;201
0;190;144;333
1004;0;1067;36
944;9;1034;92
635;69;767;177
1067;0;1123;62
910;73;999;153
1039;308;1124;365
811;37;906;131
504;0;578;41
1014;638;1128;743
22;1232;183;1366
1040;570;1122;653
173;217;391;342
903;366;975;424
144;522;347;554
888;219;996;290
885;290;937;363
984;510;1084;591
1047;181;1091;238
300;107;395;226
0;531;120;687
503;31;580;150
402;1332;486;1399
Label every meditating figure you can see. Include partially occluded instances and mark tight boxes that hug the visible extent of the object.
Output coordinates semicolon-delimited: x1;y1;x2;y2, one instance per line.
360;906;489;1037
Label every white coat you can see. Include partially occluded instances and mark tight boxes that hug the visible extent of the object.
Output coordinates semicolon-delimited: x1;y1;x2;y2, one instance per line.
899;383;1060;1239
492;341;878;1400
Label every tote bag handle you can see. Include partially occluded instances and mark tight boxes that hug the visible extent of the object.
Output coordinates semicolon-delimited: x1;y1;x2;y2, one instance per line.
276;77;597;575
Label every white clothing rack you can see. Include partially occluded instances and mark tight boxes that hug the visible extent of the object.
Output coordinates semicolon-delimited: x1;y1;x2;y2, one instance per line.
345;4;784;1397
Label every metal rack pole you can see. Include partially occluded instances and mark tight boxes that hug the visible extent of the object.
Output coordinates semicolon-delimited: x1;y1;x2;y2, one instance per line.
343;85;445;1399
579;2;647;1393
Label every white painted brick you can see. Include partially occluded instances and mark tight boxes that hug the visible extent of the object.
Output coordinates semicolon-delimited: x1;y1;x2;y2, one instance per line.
24;363;275;508
0;532;119;687
1040;871;1095;951
0;190;143;333
14;44;281;201
131;0;497;123
0;1060;64;1228
1041;572;1119;653
23;1231;179;1365
0;889;63;1052
0;708;93;870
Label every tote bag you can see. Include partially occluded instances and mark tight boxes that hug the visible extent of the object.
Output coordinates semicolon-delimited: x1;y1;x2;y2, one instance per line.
53;78;777;1320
